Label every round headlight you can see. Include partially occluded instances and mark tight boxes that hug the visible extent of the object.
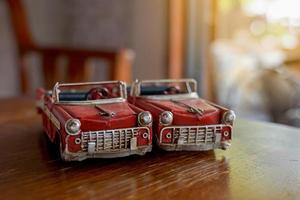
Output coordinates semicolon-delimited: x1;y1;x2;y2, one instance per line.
138;111;152;126
160;111;173;126
222;110;236;124
65;119;81;135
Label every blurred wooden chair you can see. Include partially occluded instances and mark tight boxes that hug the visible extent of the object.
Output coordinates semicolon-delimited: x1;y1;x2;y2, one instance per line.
6;0;134;94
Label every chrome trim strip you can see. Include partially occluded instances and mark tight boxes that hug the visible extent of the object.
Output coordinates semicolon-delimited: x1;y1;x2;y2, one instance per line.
55;98;126;105
139;78;196;86
57;80;126;87
43;106;61;130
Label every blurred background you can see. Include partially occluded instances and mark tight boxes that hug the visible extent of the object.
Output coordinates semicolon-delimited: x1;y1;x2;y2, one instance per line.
1;0;300;127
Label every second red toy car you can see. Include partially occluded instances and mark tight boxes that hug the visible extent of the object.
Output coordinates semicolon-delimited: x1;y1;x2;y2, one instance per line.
129;79;235;151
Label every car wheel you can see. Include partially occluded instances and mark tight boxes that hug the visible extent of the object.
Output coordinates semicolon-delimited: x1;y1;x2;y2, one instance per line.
57;133;68;161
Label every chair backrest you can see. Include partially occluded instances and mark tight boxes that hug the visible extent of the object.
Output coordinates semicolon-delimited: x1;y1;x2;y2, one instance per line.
6;0;133;95
6;0;35;51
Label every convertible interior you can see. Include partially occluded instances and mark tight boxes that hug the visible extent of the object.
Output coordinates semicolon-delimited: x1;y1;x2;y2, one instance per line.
57;86;120;101
59;92;88;101
54;84;188;101
139;85;187;95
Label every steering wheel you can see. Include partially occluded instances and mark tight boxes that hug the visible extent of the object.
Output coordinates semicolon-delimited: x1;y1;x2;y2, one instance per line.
164;86;180;95
86;87;110;100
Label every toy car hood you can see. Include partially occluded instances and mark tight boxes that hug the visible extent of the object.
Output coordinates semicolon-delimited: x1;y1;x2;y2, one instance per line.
57;102;138;131
144;98;221;124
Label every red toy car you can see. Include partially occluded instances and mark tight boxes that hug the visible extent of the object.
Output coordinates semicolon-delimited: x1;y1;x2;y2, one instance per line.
129;79;235;151
36;81;152;161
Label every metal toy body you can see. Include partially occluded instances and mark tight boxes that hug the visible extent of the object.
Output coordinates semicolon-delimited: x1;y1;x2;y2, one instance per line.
128;79;235;151
36;81;152;161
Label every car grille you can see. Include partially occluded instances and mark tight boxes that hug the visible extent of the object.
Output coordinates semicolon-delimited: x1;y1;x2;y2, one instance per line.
160;125;225;144
81;127;148;152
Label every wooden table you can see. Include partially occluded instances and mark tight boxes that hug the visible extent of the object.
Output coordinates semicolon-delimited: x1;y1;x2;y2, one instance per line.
1;98;300;200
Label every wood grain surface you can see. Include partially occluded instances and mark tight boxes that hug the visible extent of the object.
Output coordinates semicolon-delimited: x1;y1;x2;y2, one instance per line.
0;98;300;200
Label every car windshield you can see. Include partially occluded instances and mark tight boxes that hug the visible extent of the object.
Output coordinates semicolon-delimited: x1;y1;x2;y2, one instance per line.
134;80;197;99
54;81;126;104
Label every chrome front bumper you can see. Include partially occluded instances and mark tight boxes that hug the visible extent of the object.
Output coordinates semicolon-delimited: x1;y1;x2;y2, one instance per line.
157;142;230;151
157;125;231;151
62;145;152;161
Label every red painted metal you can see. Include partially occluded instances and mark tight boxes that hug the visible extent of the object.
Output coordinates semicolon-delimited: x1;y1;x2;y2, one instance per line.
128;79;235;151
36;81;152;161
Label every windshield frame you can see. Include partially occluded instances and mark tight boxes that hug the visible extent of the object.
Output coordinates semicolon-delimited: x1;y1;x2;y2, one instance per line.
52;81;127;105
130;79;198;100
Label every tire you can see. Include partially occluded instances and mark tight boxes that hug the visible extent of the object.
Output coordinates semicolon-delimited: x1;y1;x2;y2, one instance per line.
57;132;68;161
